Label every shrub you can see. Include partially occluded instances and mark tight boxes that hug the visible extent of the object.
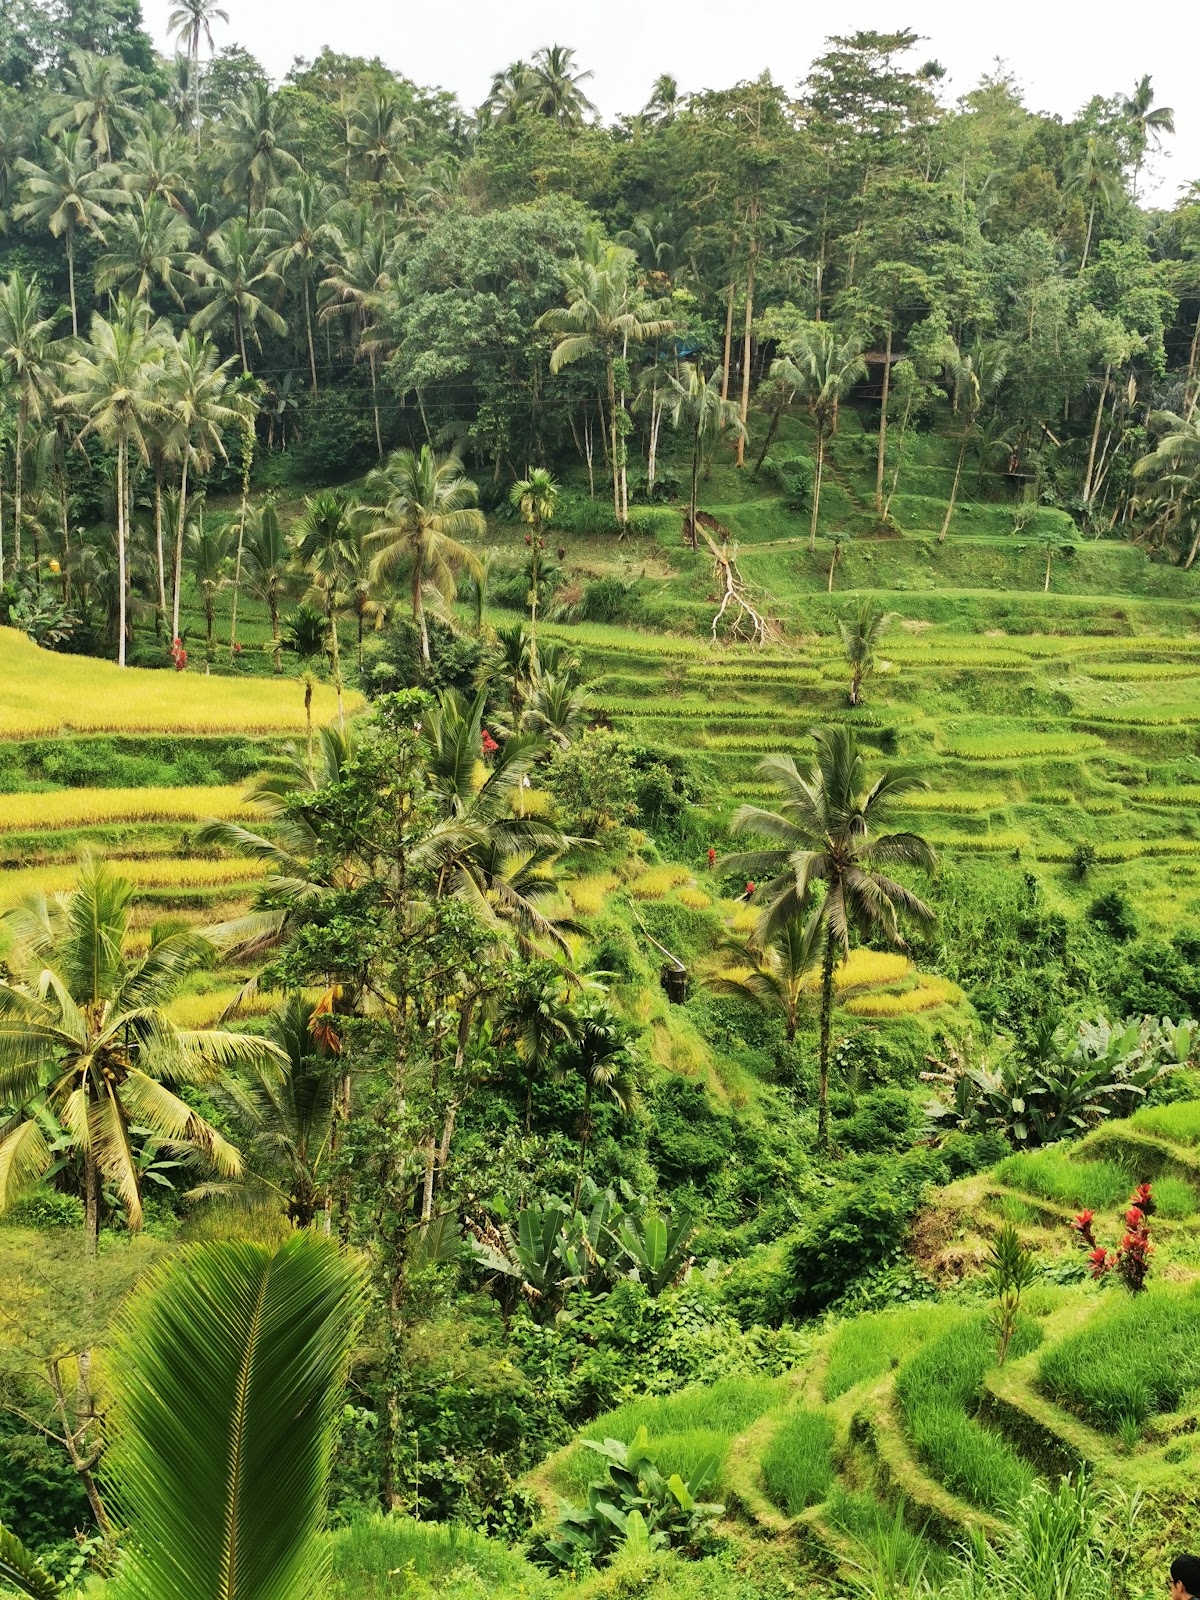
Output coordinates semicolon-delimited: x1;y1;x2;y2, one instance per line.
1087;890;1137;941
578;575;638;624
548;731;637;836
760;1406;835;1514
765;451;815;512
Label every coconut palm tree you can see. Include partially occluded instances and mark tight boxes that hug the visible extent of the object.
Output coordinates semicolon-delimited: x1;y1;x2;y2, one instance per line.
60;297;170;665
14;132;126;335
640;74;685;126
221;83;300;215
769;324;867;551
666;363;746;548
49;50;141;162
348;86;415;186
188;216;286;376
0;857;281;1253
165;329;242;639
1064;135;1123;270
341;526;386;674
263;177;346;395
510;467;558;642
838;599;893;706
565;995;634;1207
122;117;194;211
499;963;579;1132
481;62;534;127
539;236;676;529
94;193;195;308
245;500;292;671
526;45;597;126
167;0;229;143
296;489;354;720
939;339;1008;543
707;912;824;1044
522;673;589;750
361;445;484;663
186;520;230;650
0;270;55;570
1123;75;1174;197
318;221;394;459
724;725;935;1147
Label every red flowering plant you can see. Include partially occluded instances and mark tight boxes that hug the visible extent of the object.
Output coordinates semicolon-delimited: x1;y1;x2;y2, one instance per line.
1070;1184;1154;1293
481;728;499;756
170;636;187;672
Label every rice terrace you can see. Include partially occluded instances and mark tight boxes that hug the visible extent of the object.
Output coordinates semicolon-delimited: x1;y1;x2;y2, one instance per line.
3;6;1200;1600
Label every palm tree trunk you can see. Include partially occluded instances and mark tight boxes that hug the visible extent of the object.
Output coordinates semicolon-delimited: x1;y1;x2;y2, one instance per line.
720;281;735;401
809;428;824;553
817;935;836;1151
369;348;382;459
571;1078;593;1213
116;434;127;667
234;304;250;374
606;352;621;530
67;228;78;338
304;278;319;396
753;402;783;475
413;562;428;663
172;441;190;641
874;324;892;514
153;464;166;636
270;592;281;672
884;393;913;520
737;246;756;467
327;599;344;725
939;434;967;543
1082;365;1110;505
1081;196;1096;271
689;434;700;550
13;398;24;565
230;467;249;652
83;1151;101;1257
0;459;5;587
1045;548;1053;591
1185;308;1200;422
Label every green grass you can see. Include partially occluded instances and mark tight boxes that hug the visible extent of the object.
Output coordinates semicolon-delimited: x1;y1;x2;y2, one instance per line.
1037;1283;1200;1428
328;1516;552;1600
823;1304;969;1400
1130;1101;1200;1146
994;1151;1138;1211
760;1406;836;1515
826;1488;951;1580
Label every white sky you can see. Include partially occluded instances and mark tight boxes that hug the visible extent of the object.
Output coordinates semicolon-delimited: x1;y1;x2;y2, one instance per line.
140;0;1198;203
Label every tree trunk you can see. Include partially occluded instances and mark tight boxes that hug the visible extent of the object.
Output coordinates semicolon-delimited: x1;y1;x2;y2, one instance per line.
753;402;783;475
1044;548;1053;591
14;397;26;565
1185;307;1200;422
153;464;166;636
1081;196;1096;271
720;280;735;401
116;435;127;667
369;348;382;458
67;228;78;338
883;393;913;520
606;352;622;529
270;593;281;672
83;1152;101;1257
328;598;344;724
809;428;824;552
172;442;190;641
1082;364;1110;505
939;434;967;543
234;304;250;375
817;934;836;1151
737;245;756;467
413;562;428;663
689;433;700;550
571;1078;593;1213
874;324;892;514
304;277;319;395
230;471;249;652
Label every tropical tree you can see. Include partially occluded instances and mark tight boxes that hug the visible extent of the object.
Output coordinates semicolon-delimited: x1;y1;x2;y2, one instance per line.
1064;135;1123;270
186;520;230;650
94;193;195;308
14;132;125;335
49;50;141;162
263;177;346;395
939;339;1008;542
341;526;386;674
105;1233;364;1600
0;270;55;568
838;599;893;706
525;45;597;126
724;726;935;1147
1123;75;1174;196
348;86;413;186
245;499;292;671
666;363;745;548
362;445;484;662
0;858;281;1252
189;217;286;376
167;0;229;142
769;324;867;550
222;84;301;214
707;912;825;1044
296;489;354;719
510;466;558;641
123;117;194;212
522;673;589;749
564;996;635;1206
318;221;394;458
60;297;168;665
539;237;675;529
500;963;579;1131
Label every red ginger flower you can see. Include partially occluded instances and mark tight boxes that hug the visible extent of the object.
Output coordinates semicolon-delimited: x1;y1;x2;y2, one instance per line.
481;729;499;756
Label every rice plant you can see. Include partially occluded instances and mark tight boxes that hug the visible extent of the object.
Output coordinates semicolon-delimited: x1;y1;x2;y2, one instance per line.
1037;1283;1200;1427
629;864;692;899
844;977;959;1017
1130;1102;1200;1145
824;1305;968;1400
0;785;251;832
760;1405;836;1515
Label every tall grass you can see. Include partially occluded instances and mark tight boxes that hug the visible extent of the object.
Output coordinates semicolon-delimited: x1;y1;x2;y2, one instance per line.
824;1305;968;1400
1130;1101;1200;1145
827;1489;950;1583
1037;1283;1200;1427
760;1405;836;1514
328;1515;552;1600
994;1148;1196;1219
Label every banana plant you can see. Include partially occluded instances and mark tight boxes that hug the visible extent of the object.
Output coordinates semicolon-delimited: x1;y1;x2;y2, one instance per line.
613;1209;695;1294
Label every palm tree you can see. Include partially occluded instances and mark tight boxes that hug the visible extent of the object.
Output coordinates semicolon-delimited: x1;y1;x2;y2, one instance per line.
165;329;242;640
14;133;125;335
1064;135;1123;270
60;297;169;665
539;236;676;530
341;526;386;674
1123;75;1174;196
348;86;414;186
838;600;893;706
1134;412;1200;568
187;521;230;650
522;673;589;750
167;0;229;143
667;364;746;548
296;490;354;720
707;912;825;1044
641;74;684;126
361;445;485;663
123;117;194;212
318;222;394;459
49;50;141;162
565;996;634;1207
0;271;55;569
724;725;935;1147
263;177;346;395
94;193;195;308
189;217;286;376
769;324;867;551
500;963;579;1132
106;1234;364;1600
245;500;292;671
481;61;534;127
0;858;281;1253
939;340;1008;543
525;45;597;126
221;83;300;215
510;467;558;642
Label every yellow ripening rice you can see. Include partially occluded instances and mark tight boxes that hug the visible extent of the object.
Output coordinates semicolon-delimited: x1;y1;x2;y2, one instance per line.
0;856;268;907
676;887;712;911
567;872;618;916
629;864;692;900
0;786;252;833
844;976;960;1017
833;949;913;990
0;626;354;737
165;986;280;1029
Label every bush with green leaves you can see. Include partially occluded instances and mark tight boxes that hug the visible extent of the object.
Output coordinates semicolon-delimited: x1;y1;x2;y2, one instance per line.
537;1425;724;1572
765;451;815;511
548;730;638;837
